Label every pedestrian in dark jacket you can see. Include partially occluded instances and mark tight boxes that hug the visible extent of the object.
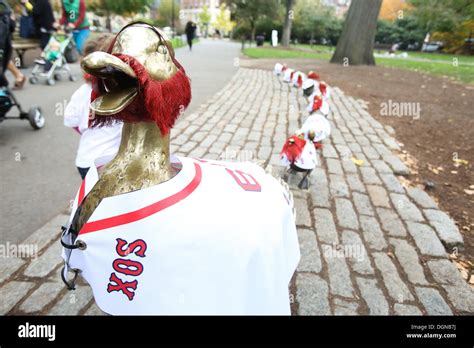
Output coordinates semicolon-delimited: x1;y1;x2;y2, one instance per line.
1;0;26;89
185;21;196;51
0;0;15;86
32;0;56;49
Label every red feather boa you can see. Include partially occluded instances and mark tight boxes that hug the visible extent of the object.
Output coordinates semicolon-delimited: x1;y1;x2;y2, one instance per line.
307;71;320;80
281;136;306;163
89;54;191;136
312;95;323;112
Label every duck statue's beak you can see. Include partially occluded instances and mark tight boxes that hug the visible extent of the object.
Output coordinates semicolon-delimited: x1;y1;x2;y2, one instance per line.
82;52;138;115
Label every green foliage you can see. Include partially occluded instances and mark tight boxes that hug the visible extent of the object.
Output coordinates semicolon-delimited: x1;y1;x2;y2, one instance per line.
154;0;180;28
376;17;425;49
233;22;251;40
406;0;474;51
198;4;211;37
199;5;211;25
254;17;283;43
227;0;281;39
408;0;474;34
291;0;342;45
213;4;235;34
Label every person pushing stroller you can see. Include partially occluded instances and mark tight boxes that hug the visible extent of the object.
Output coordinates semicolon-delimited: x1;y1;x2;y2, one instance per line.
59;0;90;55
0;0;44;129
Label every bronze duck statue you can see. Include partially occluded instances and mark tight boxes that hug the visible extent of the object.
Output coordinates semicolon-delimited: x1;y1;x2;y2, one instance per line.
60;22;300;315
71;22;191;234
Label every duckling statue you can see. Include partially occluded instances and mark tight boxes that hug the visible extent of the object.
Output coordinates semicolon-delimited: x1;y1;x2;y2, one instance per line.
281;103;331;190
60;22;300;315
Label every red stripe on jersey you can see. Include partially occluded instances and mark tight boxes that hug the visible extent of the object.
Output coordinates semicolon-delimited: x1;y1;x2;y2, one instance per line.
79;163;202;235
78;179;86;206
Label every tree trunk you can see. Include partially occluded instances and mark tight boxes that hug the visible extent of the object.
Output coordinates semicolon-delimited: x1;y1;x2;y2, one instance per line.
251;21;256;43
330;0;382;65
281;0;295;47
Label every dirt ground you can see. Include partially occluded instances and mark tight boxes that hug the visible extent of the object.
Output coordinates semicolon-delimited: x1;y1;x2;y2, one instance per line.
241;57;474;266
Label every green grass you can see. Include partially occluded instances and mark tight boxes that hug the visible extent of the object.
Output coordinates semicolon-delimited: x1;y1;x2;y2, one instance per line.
170;37;200;49
375;56;474;84
382;50;474;64
243;46;332;60
242;44;474;84
171;37;185;49
294;43;335;53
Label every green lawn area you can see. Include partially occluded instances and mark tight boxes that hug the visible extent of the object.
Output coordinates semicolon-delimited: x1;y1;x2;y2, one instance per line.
388;50;474;64
243;46;332;60
375;57;474;84
242;44;474;84
171;37;186;49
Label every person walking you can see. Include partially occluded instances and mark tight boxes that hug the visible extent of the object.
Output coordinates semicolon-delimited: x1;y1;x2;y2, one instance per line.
185;21;196;51
59;0;90;54
2;2;25;89
1;0;15;87
32;0;56;49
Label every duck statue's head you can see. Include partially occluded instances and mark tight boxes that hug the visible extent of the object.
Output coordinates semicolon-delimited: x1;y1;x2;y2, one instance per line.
81;21;191;135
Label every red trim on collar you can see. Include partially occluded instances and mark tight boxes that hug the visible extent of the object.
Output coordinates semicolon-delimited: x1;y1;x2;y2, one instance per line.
78;179;86;206
79;162;202;235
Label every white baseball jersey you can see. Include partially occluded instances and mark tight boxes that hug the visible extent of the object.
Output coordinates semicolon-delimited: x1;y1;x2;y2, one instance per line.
274;63;286;75
304;81;330;100
302;78;316;93
283;68;295;83
298;114;331;142
291;71;306;88
307;93;330;116
62;156;300;315
280;140;318;170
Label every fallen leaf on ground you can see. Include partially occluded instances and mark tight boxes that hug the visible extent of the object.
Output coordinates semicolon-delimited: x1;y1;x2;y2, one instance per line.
453;158;469;166
351;157;364;166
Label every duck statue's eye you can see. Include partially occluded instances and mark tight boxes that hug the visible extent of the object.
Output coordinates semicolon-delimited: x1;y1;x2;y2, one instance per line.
157;45;167;54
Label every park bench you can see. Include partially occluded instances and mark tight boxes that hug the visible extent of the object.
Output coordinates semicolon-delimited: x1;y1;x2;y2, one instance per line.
11;32;40;68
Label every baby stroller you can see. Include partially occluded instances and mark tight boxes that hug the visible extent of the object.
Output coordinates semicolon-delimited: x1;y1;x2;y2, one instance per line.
0;0;44;129
29;30;77;86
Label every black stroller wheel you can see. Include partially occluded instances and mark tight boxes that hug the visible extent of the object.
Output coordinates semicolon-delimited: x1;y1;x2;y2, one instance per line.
47;78;55;86
69;75;77;82
28;106;45;130
54;73;62;81
29;76;39;85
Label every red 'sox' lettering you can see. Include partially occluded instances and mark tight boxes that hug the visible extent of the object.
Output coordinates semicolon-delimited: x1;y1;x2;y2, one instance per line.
107;238;147;301
115;238;147;257
107;272;138;301
113;258;144;276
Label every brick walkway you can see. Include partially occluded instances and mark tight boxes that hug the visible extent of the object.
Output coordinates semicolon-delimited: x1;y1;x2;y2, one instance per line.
1;68;473;315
